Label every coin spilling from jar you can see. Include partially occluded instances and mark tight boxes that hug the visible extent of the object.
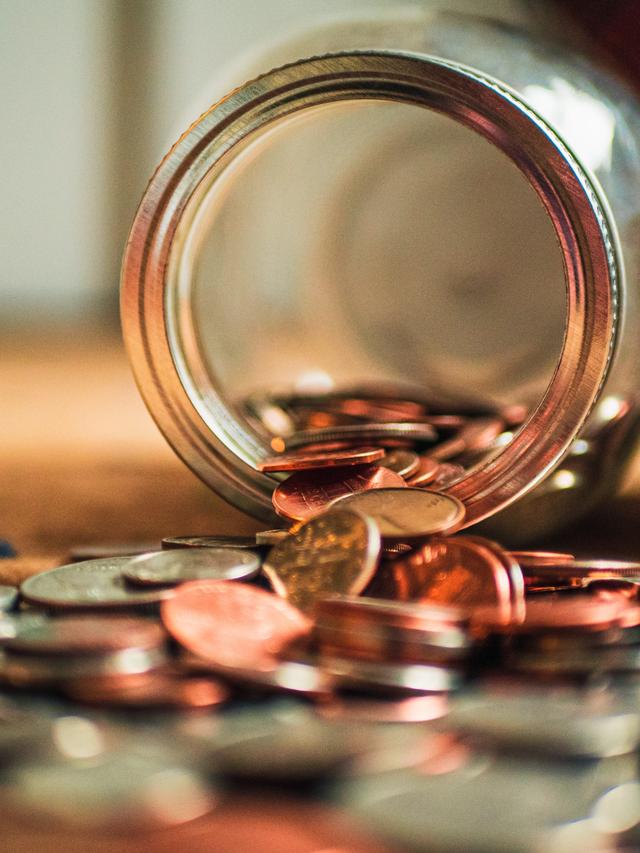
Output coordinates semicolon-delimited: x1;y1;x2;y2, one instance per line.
2;387;640;850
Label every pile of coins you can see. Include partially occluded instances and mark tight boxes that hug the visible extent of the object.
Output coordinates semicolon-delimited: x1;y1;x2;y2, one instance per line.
243;388;523;519
3;388;640;849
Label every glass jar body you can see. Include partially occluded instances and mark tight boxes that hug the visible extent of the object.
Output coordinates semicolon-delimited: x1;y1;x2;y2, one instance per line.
121;5;640;541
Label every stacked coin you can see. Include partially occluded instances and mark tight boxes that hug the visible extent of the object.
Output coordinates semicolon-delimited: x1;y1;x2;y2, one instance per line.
311;597;472;696
0;615;168;689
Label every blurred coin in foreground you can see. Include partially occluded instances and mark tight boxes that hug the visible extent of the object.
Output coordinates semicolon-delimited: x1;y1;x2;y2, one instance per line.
65;672;229;710
321;656;462;695
4;615;165;656
0;586;18;612
441;688;640;758
4;736;217;831
259;446;385;472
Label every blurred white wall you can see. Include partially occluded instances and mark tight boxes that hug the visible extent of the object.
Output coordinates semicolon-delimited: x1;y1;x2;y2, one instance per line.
0;0;536;326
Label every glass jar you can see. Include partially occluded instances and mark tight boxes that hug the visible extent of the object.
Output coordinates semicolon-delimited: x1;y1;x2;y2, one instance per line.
121;5;640;542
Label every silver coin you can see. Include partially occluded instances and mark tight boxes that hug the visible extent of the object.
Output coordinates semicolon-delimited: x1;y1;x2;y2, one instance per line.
330;488;466;542
320;655;462;694
123;547;261;587
20;557;174;610
283;422;437;450
337;755;611;853
0;586;18;612
161;535;259;550
4;736;216;831
183;701;370;782
0;646;166;687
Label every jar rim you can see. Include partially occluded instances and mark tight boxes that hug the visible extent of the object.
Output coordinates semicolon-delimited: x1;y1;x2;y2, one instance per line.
121;50;619;526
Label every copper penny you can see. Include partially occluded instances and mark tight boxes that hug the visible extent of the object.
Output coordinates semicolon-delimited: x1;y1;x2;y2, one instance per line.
391;536;514;624
315;596;467;632
326;397;425;422
379;450;420;479
161;581;312;670
464;536;525;624
515;597;629;632
4;615;166;656
258;446;385;472
430;417;504;461
406;455;440;487
330;488;465;543
272;465;406;522
585;578;640;600
419;415;467;431
262;509;380;613
65;672;229;710
314;599;470;665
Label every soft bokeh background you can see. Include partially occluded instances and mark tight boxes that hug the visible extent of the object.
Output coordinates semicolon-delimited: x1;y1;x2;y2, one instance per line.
1;0;639;559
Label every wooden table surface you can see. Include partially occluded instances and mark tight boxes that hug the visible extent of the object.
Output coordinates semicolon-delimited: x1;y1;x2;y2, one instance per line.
0;330;260;570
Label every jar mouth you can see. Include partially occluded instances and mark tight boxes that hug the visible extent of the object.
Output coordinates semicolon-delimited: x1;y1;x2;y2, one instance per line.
121;50;619;527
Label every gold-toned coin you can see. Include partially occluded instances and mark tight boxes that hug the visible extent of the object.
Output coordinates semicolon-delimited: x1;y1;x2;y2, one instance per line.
255;529;290;546
262;509;381;613
330;488;465;543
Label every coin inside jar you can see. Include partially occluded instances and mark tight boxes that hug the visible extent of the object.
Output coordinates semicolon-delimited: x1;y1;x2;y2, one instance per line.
122;547;261;587
272;465;406;522
330;488;465;542
280;422;437;451
258;446;386;472
262;509;380;613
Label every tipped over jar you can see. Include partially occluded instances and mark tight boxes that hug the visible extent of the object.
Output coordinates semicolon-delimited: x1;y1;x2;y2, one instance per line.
121;4;640;542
